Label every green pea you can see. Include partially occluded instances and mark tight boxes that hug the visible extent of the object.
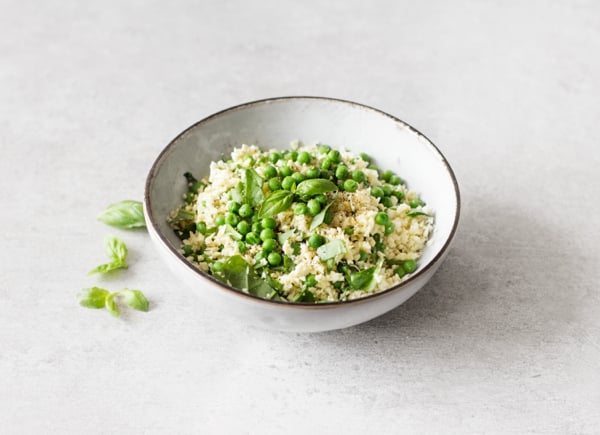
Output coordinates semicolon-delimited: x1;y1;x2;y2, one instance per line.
409;199;421;208
375;212;389;225
227;201;241;213
270;152;282;163
321;159;333;170
307;199;321;216
263;165;278;179
282;176;295;190
343;179;358;192
306;167;320;179
315;194;328;204
260;228;275;241
352;170;365;183
389;175;403;185
384;222;395;235
297;151;311;164
236;220;250;235
323;209;333;224
371;186;384;198
381;196;393;208
318;144;330;154
359;152;371;162
382;185;393;196
308;233;326;248
196;221;207;234
290;150;299;161
294;203;308;215
245;232;260;245
279;165;292;177
238;204;253;218
291;172;305;183
305;274;317;288
381;170;393;182
395;267;406;278
320;169;333;180
261;217;277;229
335;164;349;179
225;212;239;226
267;252;282;266
215;215;226;226
344;227;354;235
262;238;277;253
212;261;224;272
237;241;247;253
393;190;405;201
403;259;417;273
268;177;281;191
251;222;262;234
327;149;341;162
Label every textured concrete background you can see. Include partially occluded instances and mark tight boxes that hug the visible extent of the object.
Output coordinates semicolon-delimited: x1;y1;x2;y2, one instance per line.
1;0;599;433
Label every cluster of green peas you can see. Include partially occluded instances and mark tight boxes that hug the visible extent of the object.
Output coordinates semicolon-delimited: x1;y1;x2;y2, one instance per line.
194;145;417;276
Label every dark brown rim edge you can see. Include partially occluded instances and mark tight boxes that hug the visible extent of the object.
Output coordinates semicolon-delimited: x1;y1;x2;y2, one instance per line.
144;96;461;309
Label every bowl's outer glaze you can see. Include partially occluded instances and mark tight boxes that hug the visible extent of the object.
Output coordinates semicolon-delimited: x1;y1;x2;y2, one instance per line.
145;97;460;332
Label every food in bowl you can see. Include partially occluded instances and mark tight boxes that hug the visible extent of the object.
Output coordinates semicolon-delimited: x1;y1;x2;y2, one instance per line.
169;141;434;303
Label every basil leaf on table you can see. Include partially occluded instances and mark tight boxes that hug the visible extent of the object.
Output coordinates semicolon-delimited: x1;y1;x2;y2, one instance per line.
295;178;338;197
78;287;110;309
258;190;294;218
118;289;150;312
88;236;128;275
98;200;146;229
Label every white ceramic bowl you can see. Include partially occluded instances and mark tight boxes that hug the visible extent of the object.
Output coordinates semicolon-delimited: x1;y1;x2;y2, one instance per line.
144;97;460;332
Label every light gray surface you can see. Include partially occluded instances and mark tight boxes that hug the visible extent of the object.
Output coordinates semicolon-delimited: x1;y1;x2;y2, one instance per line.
1;0;599;433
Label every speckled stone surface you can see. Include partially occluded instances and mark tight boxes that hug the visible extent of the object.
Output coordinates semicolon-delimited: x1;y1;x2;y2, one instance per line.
1;1;599;433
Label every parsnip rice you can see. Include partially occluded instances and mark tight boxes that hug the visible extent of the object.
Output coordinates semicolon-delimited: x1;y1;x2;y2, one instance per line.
169;142;434;303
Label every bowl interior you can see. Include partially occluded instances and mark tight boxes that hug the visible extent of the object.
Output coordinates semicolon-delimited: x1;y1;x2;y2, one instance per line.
146;97;459;297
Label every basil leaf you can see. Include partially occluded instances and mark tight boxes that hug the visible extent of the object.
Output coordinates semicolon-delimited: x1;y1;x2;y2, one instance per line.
258;190;294;218
105;236;128;263
88;236;128;275
316;239;347;261
278;230;295;245
118;289;150;312
230;183;244;204
98;200;146;229
406;210;430;217
78;287;110;309
295;179;338;197
243;168;264;207
348;259;383;291
293;289;315;303
172;209;195;222
214;255;250;290
309;194;338;231
105;293;120;317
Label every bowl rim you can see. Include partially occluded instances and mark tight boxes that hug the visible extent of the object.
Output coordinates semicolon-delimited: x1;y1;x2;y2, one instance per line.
144;95;461;309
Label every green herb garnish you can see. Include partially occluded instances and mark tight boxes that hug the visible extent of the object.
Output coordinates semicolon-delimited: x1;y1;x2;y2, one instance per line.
316;239;347;261
309;194;338;231
258;190;294;218
295;178;338;197
406;210;430;217
78;287;149;317
98;200;146;229
88;236;128;275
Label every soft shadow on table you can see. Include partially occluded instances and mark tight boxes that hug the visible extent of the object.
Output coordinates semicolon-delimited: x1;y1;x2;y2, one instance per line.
308;197;580;347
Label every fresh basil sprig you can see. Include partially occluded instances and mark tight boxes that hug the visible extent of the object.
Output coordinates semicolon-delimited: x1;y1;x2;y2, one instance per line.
79;287;149;317
347;259;383;291
295;178;338;197
98;200;146;229
258;190;294;218
88;236;128;275
212;255;283;300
